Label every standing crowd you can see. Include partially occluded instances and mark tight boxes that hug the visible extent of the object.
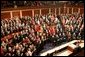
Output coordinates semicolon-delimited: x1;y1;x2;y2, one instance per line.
1;13;84;56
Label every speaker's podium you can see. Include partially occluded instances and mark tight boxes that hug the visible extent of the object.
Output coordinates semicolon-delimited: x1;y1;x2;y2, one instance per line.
40;40;84;56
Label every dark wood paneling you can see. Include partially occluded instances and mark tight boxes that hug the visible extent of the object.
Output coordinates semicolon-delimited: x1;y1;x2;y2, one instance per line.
41;9;49;15
51;8;55;14
56;8;59;15
73;7;78;13
22;10;32;17
1;12;10;19
80;8;84;14
69;8;72;14
1;5;84;20
60;7;64;14
34;10;40;15
12;11;20;17
65;8;67;14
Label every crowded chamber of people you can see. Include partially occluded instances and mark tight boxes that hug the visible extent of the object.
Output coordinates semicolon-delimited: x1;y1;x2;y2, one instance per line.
1;13;84;56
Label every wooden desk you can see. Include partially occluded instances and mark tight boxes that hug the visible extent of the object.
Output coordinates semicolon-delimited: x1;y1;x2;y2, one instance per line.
67;44;77;52
40;40;84;56
40;40;78;56
53;49;73;56
53;42;84;56
68;44;77;49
